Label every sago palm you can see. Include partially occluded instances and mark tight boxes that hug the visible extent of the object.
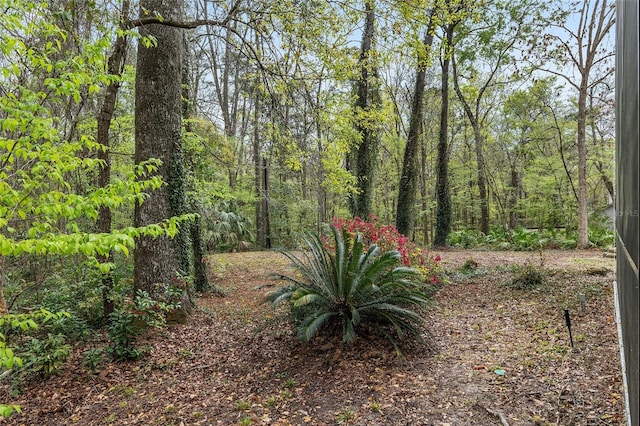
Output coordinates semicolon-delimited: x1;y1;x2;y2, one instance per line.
265;224;432;346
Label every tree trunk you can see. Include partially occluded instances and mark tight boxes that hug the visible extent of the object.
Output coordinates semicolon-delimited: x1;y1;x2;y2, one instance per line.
183;32;209;292
134;0;184;294
576;78;589;248
262;157;272;249
396;9;436;236
316;121;327;229
433;24;455;248
473;124;489;234
0;256;7;315
420;139;430;246
190;213;209;292
97;0;130;318
509;167;519;229
451;57;489;235
348;0;380;219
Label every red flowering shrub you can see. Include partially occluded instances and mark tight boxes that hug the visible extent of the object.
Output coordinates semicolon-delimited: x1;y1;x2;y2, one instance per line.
330;215;445;285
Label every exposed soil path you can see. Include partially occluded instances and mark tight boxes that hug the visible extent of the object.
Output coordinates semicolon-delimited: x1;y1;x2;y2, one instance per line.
1;250;624;425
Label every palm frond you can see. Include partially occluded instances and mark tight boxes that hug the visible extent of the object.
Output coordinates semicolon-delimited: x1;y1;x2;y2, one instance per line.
264;224;433;349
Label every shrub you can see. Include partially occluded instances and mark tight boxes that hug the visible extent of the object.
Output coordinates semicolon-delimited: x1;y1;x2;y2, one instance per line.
331;215;444;285
17;333;71;378
107;282;185;361
82;347;104;374
502;262;545;290
265;224;433;350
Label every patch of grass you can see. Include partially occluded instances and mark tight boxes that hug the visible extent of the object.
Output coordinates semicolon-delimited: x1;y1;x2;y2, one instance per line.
502;262;546;290
282;378;296;389
335;408;357;424
367;399;383;414
239;416;253;426
451;258;488;281
109;385;136;397
263;396;277;408
235;400;250;411
280;390;293;399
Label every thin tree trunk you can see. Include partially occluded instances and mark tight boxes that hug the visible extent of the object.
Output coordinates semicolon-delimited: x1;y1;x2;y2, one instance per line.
396;9;436;236
253;90;265;247
0;256;7;315
97;0;129;318
420;139;430;246
451;58;489;234
262;157;271;249
509;167;519;229
576;79;589;248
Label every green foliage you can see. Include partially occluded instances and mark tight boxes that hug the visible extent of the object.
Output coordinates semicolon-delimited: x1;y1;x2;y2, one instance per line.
451;259;487;281
16;333;71;378
107;284;184;361
449;225;612;250
82;347;104;374
203;200;254;252
106;308;144;361
502;262;546;290
0;309;69;416
265;224;432;349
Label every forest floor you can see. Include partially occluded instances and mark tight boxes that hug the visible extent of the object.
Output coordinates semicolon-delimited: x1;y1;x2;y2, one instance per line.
1;249;626;426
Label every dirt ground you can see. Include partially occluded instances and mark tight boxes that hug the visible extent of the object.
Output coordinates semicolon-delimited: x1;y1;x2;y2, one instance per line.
0;249;625;425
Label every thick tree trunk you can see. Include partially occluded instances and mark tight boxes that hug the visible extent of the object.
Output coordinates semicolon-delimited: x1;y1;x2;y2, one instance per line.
433;25;454;248
349;0;380;219
396;10;436;236
134;0;184;294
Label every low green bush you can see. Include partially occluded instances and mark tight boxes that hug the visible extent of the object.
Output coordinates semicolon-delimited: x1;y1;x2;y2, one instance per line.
265;224;433;351
502;262;546;290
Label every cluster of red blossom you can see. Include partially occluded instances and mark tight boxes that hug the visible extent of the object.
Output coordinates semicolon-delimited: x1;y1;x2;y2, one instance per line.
331;215;443;285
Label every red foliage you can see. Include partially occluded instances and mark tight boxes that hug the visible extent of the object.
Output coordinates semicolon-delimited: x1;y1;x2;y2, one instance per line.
331;215;444;284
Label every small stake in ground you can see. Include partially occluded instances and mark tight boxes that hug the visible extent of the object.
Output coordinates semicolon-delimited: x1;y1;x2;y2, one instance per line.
579;293;586;311
564;309;574;349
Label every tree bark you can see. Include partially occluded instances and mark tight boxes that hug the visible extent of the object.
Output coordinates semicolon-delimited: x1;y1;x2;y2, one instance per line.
134;0;185;294
0;256;6;315
396;9;436;236
97;0;130;318
576;78;589;248
262;157;272;249
433;24;455;248
348;0;380;219
509;167;519;229
183;32;210;292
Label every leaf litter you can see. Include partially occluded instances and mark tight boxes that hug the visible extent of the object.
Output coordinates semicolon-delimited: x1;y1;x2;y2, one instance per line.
0;250;625;425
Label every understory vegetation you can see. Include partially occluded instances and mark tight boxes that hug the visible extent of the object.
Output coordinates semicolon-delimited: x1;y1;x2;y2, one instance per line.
0;0;618;421
265;224;435;351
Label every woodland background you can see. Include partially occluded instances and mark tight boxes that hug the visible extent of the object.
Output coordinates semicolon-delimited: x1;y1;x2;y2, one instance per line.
0;0;617;420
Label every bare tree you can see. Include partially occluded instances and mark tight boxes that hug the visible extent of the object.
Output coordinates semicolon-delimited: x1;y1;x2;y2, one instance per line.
536;0;615;248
